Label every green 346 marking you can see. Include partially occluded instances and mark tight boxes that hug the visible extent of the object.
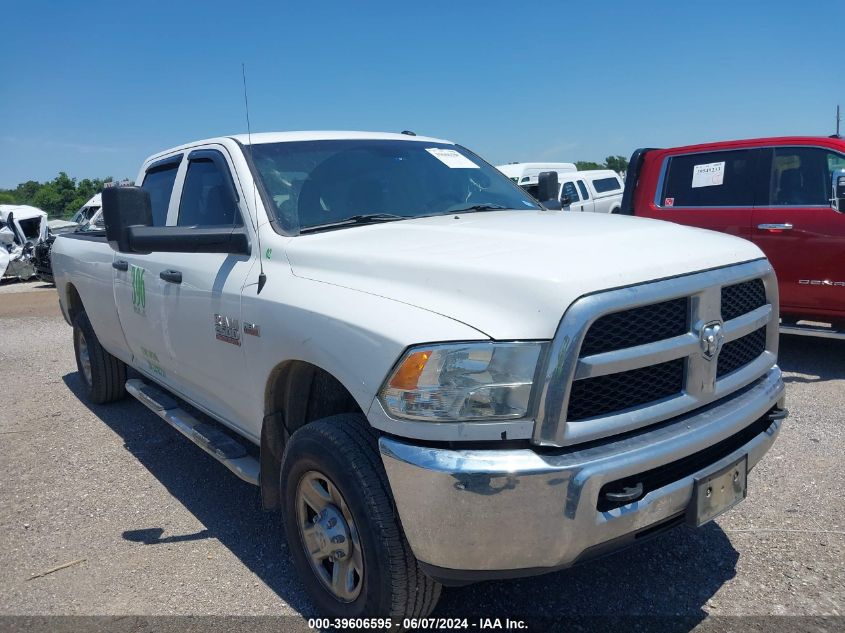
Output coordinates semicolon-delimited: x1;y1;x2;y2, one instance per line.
131;265;146;315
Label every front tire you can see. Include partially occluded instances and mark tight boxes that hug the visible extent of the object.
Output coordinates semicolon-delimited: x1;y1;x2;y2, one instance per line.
72;311;127;404
280;414;441;619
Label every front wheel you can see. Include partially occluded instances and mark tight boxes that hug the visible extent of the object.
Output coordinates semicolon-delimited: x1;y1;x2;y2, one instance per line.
280;414;441;619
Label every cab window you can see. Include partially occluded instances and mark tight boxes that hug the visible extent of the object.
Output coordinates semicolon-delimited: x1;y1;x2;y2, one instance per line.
141;162;180;226
177;158;243;227
661;150;754;207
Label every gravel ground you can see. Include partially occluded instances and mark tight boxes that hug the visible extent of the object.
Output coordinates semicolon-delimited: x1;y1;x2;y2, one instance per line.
0;284;842;628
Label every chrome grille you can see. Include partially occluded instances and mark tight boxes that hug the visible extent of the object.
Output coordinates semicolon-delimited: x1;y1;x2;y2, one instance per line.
567;359;684;421
533;260;779;447
580;298;688;356
721;279;766;321
717;327;767;378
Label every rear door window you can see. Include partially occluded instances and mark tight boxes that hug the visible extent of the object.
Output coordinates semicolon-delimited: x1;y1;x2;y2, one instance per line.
141;161;180;226
177;158;243;227
577;180;589;199
661;150;755;207
592;176;621;194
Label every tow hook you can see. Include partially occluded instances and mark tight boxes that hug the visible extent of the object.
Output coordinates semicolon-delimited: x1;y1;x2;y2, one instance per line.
766;408;788;421
602;482;644;505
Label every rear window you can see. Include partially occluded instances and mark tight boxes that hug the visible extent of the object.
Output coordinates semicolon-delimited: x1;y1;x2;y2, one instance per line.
592;176;621;193
661;150;754;207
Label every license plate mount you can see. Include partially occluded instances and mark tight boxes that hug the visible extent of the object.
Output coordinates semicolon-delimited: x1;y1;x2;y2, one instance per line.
687;455;748;527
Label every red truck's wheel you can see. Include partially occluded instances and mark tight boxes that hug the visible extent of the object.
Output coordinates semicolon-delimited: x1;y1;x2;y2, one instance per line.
280;414;441;619
72;311;127;404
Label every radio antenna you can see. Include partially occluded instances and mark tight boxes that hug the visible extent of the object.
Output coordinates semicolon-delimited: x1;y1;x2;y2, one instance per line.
242;62;267;294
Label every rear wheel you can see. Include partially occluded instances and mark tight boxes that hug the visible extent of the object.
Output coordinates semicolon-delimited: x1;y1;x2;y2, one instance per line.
280;414;441;619
73;311;127;404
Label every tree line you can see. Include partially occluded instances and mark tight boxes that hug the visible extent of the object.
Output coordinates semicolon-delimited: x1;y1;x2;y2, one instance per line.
575;155;629;173
0;173;114;219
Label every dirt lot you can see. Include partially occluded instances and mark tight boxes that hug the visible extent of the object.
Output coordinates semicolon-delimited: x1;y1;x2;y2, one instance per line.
0;280;843;629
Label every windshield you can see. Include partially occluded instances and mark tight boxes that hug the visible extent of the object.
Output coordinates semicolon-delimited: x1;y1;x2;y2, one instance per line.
249;139;541;233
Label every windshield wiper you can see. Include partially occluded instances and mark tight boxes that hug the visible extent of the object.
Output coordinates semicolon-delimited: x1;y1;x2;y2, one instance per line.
448;204;509;214
300;213;407;233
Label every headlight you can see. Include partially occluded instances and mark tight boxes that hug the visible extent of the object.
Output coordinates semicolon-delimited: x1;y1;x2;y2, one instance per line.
379;342;545;422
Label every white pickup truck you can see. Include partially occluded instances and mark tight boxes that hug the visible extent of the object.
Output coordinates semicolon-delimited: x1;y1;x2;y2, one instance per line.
51;131;787;620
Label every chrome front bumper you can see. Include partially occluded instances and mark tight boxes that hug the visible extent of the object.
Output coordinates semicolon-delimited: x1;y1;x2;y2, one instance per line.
379;366;785;578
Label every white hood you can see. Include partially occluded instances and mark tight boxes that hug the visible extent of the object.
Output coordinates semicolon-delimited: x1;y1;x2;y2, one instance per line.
0;204;47;223
286;211;765;339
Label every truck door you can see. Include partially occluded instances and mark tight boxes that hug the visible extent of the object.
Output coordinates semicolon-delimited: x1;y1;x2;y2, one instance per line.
156;147;255;428
644;148;757;239
559;180;583;211
752;146;845;317
113;155;183;385
576;179;595;212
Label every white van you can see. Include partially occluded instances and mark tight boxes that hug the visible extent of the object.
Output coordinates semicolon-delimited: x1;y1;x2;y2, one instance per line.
496;162;577;186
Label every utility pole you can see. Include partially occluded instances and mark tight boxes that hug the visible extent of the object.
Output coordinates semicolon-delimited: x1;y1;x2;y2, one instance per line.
837;104;841;137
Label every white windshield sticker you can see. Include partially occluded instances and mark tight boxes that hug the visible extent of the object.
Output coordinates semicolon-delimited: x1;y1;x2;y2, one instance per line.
691;161;725;188
426;148;479;169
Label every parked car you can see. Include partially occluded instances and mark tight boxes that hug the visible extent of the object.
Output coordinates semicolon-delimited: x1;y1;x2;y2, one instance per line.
34;193;111;283
513;168;625;214
0;204;47;281
51;131;786;620
621;136;845;338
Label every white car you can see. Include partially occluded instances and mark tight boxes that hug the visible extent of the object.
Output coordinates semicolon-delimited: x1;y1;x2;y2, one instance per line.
0;204;47;280
51;131;786;620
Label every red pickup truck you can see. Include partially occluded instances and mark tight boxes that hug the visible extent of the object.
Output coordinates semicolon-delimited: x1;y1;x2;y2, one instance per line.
621;136;845;339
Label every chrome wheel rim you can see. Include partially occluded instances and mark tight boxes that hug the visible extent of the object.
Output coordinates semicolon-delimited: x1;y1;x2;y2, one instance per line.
76;329;92;385
296;470;364;602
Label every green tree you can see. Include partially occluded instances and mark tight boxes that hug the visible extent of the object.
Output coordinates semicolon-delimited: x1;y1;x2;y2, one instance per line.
575;161;603;171
604;155;629;174
0;173;116;218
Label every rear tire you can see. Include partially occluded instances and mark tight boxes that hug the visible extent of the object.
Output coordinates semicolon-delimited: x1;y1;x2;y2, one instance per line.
72;311;127;404
280;414;441;619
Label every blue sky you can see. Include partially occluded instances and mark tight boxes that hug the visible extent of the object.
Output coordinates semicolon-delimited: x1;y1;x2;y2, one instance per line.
1;0;842;188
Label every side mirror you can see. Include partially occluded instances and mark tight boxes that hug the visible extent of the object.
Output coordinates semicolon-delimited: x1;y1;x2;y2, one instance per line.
537;171;561;210
832;168;845;213
102;186;152;253
561;195;573;207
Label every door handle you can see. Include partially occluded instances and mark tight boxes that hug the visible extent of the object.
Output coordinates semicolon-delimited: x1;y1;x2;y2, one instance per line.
159;270;182;284
112;260;128;271
757;223;793;231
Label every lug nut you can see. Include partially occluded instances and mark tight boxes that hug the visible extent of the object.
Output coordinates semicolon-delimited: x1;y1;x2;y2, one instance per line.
334;550;346;559
327;517;337;528
331;535;346;544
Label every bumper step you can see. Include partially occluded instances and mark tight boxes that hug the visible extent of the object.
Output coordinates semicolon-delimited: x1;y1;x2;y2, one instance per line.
125;378;259;485
779;324;845;340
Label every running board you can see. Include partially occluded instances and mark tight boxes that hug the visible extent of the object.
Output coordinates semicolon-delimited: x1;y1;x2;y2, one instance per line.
780;324;845;340
125;379;259;485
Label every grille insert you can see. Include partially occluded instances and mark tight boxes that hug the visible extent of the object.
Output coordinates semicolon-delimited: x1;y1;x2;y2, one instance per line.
717;327;766;378
579;298;689;357
567;358;685;421
722;279;766;321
